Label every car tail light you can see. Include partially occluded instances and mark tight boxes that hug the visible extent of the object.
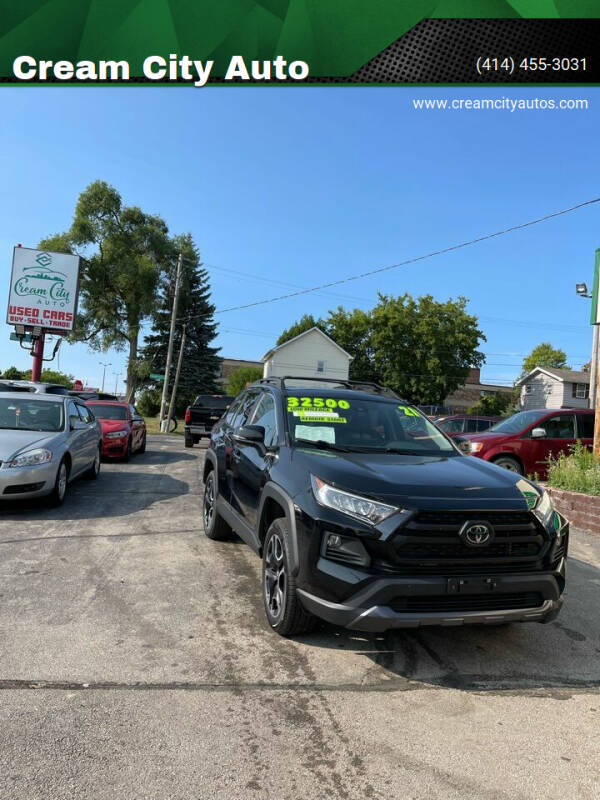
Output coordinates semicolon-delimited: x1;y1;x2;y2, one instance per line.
185;408;191;423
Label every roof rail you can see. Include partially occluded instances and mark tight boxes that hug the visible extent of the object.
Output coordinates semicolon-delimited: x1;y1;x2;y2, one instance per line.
257;375;402;400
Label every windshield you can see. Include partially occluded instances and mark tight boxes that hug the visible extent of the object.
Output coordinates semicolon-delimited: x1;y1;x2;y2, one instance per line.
286;394;457;455
89;404;128;420
0;398;64;432
487;410;547;434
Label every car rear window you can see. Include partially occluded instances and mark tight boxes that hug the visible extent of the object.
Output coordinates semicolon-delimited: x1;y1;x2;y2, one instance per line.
89;404;128;420
193;395;232;409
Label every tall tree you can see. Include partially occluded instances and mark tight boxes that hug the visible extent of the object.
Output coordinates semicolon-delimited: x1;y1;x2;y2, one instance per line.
140;233;221;408
227;366;263;396
522;342;569;375
276;314;327;346
40;180;171;400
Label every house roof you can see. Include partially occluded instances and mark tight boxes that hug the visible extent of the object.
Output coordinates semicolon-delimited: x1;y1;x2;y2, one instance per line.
262;326;353;362
515;366;590;386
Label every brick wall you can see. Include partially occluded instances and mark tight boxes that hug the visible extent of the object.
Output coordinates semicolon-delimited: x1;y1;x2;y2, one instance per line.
547;487;600;534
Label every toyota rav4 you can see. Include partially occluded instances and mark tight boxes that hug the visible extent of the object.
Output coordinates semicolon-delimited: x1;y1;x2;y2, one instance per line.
202;377;568;636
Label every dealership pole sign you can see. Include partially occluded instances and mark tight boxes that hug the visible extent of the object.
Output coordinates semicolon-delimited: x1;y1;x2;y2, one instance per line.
7;246;80;333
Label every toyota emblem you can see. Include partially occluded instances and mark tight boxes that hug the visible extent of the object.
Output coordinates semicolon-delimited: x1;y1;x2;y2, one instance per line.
459;521;494;547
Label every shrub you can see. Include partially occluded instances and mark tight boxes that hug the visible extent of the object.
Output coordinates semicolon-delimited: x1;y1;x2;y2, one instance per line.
547;441;600;496
136;388;161;417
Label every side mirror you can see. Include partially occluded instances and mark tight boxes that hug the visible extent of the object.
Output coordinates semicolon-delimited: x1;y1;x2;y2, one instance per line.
233;424;265;444
70;418;86;431
531;427;547;439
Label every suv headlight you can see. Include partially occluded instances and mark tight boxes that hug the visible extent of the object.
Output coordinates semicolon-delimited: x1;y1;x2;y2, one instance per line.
535;489;554;524
470;442;484;453
105;430;128;439
311;475;398;525
8;448;52;468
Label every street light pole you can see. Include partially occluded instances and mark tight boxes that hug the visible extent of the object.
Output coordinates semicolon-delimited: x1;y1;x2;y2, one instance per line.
113;372;122;396
160;253;184;432
100;361;112;393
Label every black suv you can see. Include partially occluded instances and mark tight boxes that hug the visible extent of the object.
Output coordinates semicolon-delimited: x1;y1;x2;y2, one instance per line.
203;377;568;636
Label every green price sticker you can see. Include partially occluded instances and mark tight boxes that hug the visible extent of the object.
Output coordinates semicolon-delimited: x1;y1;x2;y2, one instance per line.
398;405;420;417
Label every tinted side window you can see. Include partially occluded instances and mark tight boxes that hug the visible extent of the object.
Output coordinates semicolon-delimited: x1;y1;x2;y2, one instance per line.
576;413;594;439
225;397;243;424
465;419;478;433
542;414;575;439
232;392;260;430
477;419;493;432
67;400;80;427
250;393;278;447
77;404;94;423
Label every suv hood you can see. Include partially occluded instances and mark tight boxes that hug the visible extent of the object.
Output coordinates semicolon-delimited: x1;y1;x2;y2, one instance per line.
292;448;530;508
457;431;510;444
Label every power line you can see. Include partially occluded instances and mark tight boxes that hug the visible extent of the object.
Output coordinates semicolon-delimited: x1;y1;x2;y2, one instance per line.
205;197;600;316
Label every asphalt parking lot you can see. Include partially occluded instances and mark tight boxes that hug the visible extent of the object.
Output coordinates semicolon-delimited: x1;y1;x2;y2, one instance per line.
1;436;599;800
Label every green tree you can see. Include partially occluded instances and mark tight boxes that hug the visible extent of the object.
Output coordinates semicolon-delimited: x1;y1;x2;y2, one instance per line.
370;293;485;403
2;366;28;380
327;307;379;383
276;314;327;346
467;393;514;416
40;369;74;387
39;180;172;401
140;233;221;411
227;367;262;396
522;342;569;375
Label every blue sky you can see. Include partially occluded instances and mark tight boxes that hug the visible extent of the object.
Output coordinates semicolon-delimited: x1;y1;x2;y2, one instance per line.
0;86;598;392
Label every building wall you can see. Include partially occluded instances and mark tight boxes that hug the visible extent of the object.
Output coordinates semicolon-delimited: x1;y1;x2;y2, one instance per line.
520;374;563;410
263;329;350;381
444;382;513;413
559;382;590;409
217;358;262;389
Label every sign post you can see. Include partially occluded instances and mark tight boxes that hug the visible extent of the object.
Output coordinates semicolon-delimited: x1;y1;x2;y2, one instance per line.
7;246;80;380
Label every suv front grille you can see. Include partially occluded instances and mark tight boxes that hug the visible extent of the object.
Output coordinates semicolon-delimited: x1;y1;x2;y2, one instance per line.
389;591;544;614
372;509;548;576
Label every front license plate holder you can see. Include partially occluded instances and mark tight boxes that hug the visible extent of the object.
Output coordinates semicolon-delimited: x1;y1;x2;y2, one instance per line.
447;576;498;594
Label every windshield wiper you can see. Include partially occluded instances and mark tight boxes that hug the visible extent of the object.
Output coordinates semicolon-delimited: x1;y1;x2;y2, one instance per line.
295;438;351;453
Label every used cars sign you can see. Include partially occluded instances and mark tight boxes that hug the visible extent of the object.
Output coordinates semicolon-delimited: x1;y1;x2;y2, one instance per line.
7;246;80;332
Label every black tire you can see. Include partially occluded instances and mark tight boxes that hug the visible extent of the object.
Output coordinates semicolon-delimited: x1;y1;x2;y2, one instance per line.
84;446;101;479
138;433;147;454
48;458;69;507
202;470;231;540
492;455;523;475
262;519;316;637
184;435;194;448
122;438;132;463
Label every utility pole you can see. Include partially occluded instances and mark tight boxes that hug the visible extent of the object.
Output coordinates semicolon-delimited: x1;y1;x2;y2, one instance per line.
31;332;45;382
113;372;122;396
590;250;600;457
100;361;112;392
165;325;186;434
590;326;599;409
160;252;184;432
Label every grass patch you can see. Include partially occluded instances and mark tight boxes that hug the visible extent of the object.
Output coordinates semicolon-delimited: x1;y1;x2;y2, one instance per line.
547;441;600;496
144;416;183;436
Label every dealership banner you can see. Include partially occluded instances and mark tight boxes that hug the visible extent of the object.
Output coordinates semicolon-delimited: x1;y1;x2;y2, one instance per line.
7;247;80;332
1;1;600;85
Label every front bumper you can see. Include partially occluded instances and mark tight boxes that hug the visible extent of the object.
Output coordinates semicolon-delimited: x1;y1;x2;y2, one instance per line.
0;461;57;499
101;438;128;457
297;568;564;631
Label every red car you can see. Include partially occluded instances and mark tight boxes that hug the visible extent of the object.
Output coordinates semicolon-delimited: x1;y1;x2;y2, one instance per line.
86;401;147;461
459;407;594;479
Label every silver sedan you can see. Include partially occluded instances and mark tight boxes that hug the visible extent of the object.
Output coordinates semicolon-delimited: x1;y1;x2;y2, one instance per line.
0;393;102;506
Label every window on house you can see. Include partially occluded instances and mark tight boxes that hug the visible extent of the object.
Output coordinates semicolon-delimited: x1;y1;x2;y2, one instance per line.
316;360;325;373
572;383;589;400
480;390;497;397
524;384;533;394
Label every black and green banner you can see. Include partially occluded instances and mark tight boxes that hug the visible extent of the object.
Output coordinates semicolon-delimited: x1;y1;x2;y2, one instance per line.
2;0;600;84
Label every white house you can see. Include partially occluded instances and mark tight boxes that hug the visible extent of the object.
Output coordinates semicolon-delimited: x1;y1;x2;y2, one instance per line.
262;327;352;382
516;367;590;410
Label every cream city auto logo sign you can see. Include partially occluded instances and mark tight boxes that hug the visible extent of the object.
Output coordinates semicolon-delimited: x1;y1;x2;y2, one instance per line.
13;252;72;305
459;521;494;547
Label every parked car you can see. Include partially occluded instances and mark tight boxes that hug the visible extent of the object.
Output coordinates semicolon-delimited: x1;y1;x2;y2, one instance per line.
69;390;118;401
184;394;233;447
436;415;503;436
85;401;146;461
0;380;70;395
459;407;594;479
202;377;567;636
0;393;101;505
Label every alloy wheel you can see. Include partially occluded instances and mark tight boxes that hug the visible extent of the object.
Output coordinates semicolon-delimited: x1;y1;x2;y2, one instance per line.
57;463;67;500
264;532;286;621
203;474;215;531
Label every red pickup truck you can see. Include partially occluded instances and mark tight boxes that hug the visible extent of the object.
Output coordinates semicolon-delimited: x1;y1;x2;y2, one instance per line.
458;407;594;479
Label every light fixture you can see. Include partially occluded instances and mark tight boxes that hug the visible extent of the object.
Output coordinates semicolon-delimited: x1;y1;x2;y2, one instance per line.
575;282;590;297
15;324;25;336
